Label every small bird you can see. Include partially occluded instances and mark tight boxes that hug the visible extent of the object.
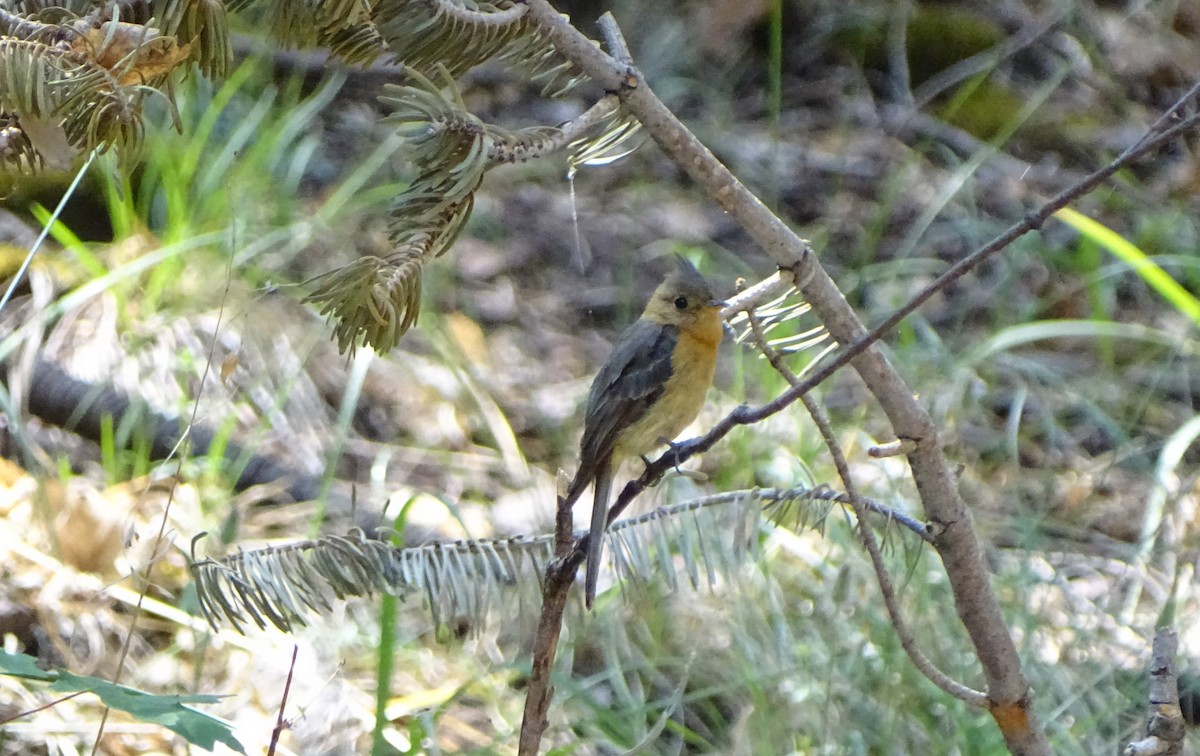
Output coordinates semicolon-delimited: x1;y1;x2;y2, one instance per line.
564;256;725;607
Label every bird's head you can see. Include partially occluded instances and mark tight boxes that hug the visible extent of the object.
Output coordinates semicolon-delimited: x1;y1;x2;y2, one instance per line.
643;256;725;332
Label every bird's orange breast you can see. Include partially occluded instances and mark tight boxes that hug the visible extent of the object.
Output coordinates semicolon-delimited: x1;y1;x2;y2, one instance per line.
612;308;722;460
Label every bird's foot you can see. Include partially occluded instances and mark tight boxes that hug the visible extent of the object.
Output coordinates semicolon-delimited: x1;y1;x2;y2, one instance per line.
656;437;701;471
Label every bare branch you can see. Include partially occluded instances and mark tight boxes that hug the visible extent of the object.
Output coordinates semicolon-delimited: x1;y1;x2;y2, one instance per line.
721;270;801;320
596;12;631;66
1123;629;1186;756
518;565;570;755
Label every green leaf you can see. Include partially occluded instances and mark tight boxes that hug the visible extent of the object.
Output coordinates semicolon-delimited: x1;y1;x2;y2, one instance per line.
0;648;56;681
0;650;244;753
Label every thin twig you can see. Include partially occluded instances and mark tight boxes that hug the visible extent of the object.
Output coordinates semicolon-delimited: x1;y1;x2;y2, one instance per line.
745;307;985;706
721;270;801;320
0;691;86;725
0;151;97;318
1123;628;1185;756
91;197;240;752
556;96;620;145
816;396;993;705
597;13;631;66
267;646;299;756
809;395;989;705
1142;77;1200;137
837;105;1200;385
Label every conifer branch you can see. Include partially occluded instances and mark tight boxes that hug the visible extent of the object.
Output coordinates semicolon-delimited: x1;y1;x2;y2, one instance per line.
189;486;886;634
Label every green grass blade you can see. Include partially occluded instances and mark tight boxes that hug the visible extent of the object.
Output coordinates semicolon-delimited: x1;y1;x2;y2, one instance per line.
1054;206;1200;324
28;203;108;278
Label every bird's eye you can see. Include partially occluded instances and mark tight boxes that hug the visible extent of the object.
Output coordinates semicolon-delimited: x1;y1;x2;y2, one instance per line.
674;296;688;310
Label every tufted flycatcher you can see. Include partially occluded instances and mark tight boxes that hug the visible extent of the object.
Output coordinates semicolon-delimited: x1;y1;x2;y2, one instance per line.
563;256;724;607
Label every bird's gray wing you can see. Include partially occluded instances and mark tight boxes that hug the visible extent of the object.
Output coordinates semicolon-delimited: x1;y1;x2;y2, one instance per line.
577;319;678;474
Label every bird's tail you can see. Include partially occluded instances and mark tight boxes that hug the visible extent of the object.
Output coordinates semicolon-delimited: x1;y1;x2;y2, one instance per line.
585;460;613;608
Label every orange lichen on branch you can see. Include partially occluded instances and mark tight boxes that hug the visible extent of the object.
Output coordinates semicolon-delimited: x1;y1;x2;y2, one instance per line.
989;698;1031;737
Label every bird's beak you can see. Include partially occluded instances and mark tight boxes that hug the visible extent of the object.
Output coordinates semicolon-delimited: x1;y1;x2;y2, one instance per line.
708;298;727;308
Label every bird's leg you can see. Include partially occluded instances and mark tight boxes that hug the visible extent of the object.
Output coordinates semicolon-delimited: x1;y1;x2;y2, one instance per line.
654;436;702;471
